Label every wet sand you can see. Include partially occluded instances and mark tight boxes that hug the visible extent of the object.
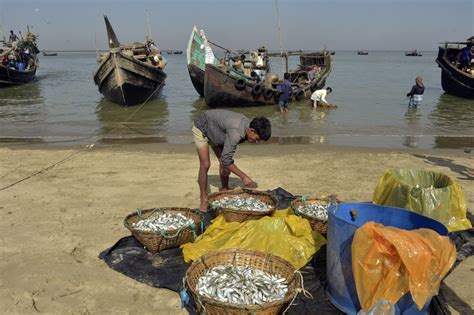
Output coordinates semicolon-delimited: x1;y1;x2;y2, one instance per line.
0;143;473;313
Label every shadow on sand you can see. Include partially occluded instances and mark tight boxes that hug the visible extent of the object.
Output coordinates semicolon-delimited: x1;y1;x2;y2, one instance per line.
413;154;474;181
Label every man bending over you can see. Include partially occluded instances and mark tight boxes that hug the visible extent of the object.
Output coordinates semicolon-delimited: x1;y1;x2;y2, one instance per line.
192;109;271;212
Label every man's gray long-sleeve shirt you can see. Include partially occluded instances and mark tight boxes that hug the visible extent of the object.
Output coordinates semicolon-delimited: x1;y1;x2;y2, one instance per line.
194;109;250;166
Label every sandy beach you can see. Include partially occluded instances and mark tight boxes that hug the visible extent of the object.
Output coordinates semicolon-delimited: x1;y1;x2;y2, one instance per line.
0;142;473;314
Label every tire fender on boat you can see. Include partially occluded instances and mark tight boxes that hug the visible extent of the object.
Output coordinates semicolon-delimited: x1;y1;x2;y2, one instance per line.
263;88;274;100
252;83;264;96
235;78;246;91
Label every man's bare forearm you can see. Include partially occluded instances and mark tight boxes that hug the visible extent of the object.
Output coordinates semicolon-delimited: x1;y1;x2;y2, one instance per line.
225;163;249;180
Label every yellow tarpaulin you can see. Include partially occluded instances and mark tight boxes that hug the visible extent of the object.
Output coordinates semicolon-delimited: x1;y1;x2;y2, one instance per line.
181;213;325;270
373;168;471;232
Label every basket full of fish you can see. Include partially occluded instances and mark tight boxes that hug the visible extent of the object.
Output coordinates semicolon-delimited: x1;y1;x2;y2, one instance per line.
290;195;341;234
208;189;277;223
185;249;301;315
123;207;202;253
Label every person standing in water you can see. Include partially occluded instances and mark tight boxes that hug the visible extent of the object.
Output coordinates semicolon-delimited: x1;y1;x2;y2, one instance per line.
406;76;425;108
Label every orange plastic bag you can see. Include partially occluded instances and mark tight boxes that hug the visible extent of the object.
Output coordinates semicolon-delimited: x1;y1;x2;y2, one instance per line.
352;222;456;311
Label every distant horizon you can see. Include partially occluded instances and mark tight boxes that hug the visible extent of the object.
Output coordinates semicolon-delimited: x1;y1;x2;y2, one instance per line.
0;0;472;51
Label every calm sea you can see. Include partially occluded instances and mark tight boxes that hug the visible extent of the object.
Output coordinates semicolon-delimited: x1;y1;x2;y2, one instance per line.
0;51;473;149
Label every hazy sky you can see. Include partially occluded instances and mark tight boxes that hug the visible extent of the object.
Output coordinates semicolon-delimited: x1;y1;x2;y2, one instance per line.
0;0;473;51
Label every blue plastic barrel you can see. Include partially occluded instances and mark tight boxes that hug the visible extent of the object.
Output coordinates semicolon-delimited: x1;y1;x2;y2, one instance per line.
326;203;448;315
17;62;26;71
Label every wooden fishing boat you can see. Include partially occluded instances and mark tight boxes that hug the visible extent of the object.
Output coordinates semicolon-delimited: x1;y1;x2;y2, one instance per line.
93;15;167;106
435;39;474;99
186;26;220;97
0;29;40;87
203;50;331;108
42;51;57;56
405;50;422;56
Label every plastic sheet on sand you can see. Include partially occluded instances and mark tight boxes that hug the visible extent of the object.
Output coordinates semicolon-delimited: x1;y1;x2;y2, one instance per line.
352;222;456;311
373;168;472;232
181;214;325;270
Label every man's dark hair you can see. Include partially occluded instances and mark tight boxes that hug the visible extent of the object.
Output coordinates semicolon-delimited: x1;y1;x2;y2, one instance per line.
250;117;271;141
284;72;290;80
326;87;333;93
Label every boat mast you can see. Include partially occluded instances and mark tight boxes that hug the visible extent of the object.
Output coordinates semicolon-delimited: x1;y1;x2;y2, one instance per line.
146;10;152;41
274;0;286;76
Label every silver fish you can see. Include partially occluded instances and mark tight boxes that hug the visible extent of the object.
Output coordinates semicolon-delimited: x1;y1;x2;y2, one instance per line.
132;213;194;232
296;201;330;221
211;196;272;212
196;264;288;305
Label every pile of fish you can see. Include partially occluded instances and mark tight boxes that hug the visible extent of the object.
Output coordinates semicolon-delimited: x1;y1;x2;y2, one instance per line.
196;264;288;305
132;213;194;232
296;201;330;221
211;196;272;212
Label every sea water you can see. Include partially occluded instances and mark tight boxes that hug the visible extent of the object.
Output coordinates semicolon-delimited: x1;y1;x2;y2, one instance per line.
0;51;472;149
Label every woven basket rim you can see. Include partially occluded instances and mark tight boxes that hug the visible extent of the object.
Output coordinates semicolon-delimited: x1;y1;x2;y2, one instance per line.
208;190;277;215
185;248;300;310
123;207;202;236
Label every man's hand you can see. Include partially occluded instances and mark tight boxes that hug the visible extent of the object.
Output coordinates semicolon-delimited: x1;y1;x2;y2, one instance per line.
242;176;255;187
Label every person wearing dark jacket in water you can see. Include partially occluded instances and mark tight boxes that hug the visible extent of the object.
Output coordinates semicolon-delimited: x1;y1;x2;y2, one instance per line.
406;76;425;107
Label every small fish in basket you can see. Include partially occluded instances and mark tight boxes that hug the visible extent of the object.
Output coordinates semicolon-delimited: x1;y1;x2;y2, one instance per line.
124;208;202;253
196;264;288;305
291;195;341;234
295;201;330;221
210;196;272;212
132;213;195;232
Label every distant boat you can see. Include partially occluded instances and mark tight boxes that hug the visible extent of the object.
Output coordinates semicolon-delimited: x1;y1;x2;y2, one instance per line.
186;26;220;97
42;51;57;56
405;50;422;56
172;50;183;55
435;38;474;99
357;51;368;55
93;15;167;106
0;28;40;87
330;51;336;55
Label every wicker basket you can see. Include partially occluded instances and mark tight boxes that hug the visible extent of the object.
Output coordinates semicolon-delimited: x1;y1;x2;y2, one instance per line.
208;189;277;223
123;207;202;253
185;249;301;315
291;196;341;235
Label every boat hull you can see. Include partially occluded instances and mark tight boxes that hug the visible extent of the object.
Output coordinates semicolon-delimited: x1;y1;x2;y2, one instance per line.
188;64;205;97
204;56;331;108
93;50;166;106
0;65;37;87
436;47;474;99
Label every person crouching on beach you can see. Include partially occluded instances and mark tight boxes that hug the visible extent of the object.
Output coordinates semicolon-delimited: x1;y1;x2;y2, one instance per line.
311;87;335;108
406;76;424;108
192;109;272;212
